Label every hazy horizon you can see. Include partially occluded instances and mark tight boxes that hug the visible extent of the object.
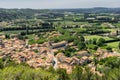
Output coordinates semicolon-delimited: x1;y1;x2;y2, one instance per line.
0;0;120;9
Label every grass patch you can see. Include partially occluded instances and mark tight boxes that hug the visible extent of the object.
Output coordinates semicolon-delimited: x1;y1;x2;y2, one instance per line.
84;35;113;40
107;42;119;49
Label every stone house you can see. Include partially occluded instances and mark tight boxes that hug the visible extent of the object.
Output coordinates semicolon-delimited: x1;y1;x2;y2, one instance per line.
49;41;67;49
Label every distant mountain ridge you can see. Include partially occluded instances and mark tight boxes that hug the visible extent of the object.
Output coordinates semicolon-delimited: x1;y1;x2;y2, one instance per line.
49;7;120;13
0;7;120;13
0;7;120;21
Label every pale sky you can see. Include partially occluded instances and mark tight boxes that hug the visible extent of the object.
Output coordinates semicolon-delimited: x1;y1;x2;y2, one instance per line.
0;0;120;9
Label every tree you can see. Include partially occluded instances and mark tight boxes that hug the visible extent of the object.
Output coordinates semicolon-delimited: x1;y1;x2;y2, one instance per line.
78;36;86;50
0;59;4;69
5;34;10;39
106;46;112;52
25;24;29;35
56;68;70;80
0;65;58;80
92;38;97;45
118;42;120;49
83;67;94;80
77;42;86;50
97;38;105;46
74;35;86;50
98;57;120;69
79;35;85;42
71;66;83;80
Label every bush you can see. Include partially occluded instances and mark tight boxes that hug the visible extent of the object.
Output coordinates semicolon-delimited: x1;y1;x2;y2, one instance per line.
28;39;36;45
56;68;70;80
0;65;58;80
97;38;105;46
5;34;10;39
106;46;112;52
37;39;45;44
71;66;83;80
98;57;120;68
87;44;98;50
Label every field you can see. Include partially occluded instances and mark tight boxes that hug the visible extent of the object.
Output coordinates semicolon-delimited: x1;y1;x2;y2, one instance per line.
84;35;114;40
107;42;119;49
54;21;88;26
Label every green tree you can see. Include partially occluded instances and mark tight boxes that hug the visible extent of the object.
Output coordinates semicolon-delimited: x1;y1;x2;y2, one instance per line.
83;67;94;80
118;42;120;49
74;35;86;50
56;68;70;80
92;38;97;45
97;38;105;46
5;34;10;39
0;59;4;69
106;46;112;52
77;42;86;50
71;66;83;80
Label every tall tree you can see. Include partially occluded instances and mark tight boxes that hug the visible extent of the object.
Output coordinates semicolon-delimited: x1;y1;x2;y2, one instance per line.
118;42;120;49
71;66;83;80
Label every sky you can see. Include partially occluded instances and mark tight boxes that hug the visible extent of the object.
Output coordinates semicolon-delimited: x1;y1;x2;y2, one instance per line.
0;0;120;9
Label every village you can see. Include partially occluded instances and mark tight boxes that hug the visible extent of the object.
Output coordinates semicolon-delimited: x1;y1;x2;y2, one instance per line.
0;32;120;73
0;8;120;80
